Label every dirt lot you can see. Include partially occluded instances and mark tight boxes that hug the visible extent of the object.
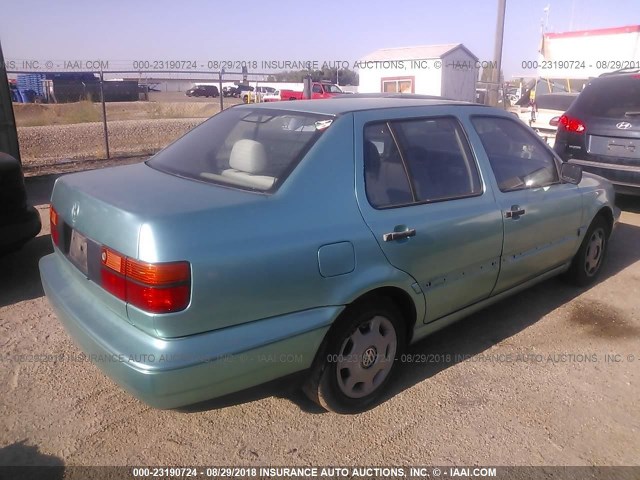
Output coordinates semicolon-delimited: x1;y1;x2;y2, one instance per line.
14;95;243;165
14;95;241;127
0;172;639;468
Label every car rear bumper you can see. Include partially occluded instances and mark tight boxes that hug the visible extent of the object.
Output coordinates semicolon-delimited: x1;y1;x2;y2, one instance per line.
568;158;640;194
0;205;42;251
40;253;336;409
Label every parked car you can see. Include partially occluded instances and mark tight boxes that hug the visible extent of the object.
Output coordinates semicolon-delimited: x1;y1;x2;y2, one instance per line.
185;85;219;98
40;97;619;413
1;152;41;254
241;86;276;103
554;70;640;195
280;82;343;101
517;92;578;147
262;89;281;102
225;84;253;98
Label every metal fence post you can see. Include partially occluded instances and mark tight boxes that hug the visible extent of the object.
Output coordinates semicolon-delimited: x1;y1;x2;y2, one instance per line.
219;69;225;112
99;71;110;159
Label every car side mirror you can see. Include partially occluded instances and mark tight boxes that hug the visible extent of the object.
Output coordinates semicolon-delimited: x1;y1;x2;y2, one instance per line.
560;162;582;184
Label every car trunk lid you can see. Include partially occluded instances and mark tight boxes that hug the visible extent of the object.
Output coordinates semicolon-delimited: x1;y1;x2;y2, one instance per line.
52;161;261;258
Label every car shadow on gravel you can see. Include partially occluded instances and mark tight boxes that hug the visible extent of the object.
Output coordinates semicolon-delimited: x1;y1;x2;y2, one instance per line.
0;440;64;478
0;234;53;308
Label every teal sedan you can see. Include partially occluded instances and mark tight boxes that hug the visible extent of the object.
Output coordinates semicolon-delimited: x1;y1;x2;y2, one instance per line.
39;97;620;413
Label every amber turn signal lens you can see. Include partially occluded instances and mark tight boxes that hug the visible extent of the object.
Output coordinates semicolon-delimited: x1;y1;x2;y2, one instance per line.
126;260;190;286
50;206;60;246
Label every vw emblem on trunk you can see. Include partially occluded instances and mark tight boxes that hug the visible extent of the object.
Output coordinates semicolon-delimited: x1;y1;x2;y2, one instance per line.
71;203;80;223
616;122;632;130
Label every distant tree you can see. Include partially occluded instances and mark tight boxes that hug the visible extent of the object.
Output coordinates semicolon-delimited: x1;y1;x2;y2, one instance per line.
272;67;359;85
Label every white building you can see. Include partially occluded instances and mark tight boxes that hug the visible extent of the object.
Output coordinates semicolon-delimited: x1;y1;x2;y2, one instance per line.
357;43;479;102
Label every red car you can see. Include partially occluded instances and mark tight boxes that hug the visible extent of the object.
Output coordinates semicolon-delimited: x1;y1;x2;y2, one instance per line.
279;82;344;100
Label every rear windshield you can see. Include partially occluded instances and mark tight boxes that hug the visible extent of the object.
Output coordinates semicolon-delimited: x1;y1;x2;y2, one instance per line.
574;76;640;118
536;94;576;112
148;107;334;192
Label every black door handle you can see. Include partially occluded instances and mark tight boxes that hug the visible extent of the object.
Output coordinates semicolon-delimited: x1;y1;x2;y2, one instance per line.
505;205;526;219
383;228;416;242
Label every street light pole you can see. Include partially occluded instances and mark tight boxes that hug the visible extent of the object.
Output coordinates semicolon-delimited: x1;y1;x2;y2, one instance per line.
489;0;507;107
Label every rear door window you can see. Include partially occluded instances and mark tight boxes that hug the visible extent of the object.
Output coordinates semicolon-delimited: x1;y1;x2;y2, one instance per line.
363;116;482;207
363;123;413;208
393;117;482;202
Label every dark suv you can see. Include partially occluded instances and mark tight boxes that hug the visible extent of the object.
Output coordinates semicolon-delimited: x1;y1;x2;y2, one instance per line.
185;85;219;98
224;84;253;98
554;70;640;195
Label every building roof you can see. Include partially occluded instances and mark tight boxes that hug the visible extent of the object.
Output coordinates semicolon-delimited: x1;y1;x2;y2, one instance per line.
360;43;478;62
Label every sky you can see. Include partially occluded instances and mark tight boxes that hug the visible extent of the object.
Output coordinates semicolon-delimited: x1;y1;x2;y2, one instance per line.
1;0;639;78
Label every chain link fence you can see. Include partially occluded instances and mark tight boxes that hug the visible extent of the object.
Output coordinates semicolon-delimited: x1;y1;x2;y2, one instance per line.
8;69;285;175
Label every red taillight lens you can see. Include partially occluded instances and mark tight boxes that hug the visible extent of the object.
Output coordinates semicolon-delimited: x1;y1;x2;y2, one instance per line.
49;205;60;246
100;246;190;314
558;114;585;133
549;116;560;127
127;283;191;314
100;267;127;299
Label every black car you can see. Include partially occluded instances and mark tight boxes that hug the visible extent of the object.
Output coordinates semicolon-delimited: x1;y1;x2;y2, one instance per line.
0;152;41;254
554;70;640;195
185;85;219;98
224;84;253;98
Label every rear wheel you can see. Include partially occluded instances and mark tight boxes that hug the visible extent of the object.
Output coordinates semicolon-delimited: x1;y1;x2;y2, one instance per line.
564;215;609;286
303;299;405;413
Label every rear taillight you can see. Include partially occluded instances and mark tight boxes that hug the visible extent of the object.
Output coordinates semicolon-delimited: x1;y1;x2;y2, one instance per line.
50;205;60;246
558;114;586;133
549;116;560;127
100;246;190;314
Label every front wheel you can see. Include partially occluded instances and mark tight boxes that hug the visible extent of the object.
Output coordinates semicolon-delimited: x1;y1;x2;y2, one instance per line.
564;215;610;286
304;299;405;413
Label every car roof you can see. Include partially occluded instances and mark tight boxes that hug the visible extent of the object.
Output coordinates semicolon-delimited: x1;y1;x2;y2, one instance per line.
232;94;479;115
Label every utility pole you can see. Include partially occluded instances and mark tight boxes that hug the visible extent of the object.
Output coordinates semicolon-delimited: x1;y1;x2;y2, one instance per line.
489;0;507;107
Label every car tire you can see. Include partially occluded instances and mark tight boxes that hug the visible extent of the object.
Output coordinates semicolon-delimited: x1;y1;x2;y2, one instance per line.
564;215;610;286
303;298;406;413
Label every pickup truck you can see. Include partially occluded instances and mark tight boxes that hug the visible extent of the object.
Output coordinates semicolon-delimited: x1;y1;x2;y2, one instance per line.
279;82;344;100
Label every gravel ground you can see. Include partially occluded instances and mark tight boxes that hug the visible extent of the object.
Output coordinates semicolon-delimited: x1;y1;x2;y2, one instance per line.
18;118;206;165
0;177;638;469
15;95;243;165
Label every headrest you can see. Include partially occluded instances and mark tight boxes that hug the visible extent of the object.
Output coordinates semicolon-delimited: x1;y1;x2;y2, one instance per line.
230;139;268;174
364;140;381;177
